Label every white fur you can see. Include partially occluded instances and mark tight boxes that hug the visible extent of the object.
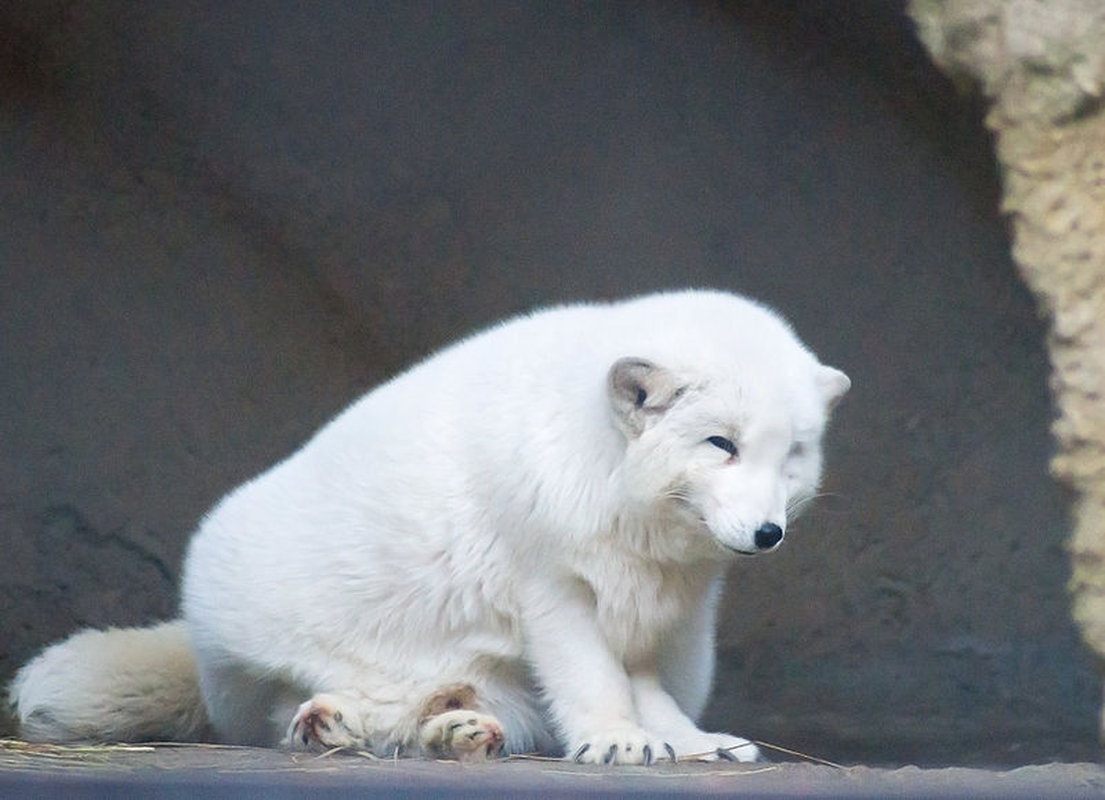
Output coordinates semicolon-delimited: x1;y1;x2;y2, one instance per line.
9;621;210;742
9;289;848;764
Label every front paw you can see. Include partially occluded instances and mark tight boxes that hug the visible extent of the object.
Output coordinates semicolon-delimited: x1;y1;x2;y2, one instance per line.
666;732;762;763
419;709;505;762
570;724;670;766
285;694;365;751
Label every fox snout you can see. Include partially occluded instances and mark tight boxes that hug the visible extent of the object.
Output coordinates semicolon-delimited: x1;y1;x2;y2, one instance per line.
713;519;786;556
753;522;784;551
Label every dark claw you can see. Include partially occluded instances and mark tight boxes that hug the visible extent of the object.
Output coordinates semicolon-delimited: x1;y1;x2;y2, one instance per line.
664;742;677;762
603;743;618;764
573;743;591;762
716;747;737;762
642;744;653;766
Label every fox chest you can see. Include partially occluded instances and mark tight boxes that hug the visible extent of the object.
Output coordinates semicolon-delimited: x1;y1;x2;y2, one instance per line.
585;560;699;662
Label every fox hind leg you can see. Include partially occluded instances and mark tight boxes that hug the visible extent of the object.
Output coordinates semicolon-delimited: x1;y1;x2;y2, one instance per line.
286;693;368;751
283;682;505;759
417;683;505;761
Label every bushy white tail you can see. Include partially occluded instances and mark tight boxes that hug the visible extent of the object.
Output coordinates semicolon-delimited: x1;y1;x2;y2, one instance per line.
8;620;210;743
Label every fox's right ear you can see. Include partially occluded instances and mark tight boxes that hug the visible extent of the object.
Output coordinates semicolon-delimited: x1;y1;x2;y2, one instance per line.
816;365;850;412
608;357;684;438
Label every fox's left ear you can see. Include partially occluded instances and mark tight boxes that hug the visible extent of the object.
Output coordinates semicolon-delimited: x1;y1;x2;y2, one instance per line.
608;357;685;438
816;366;850;412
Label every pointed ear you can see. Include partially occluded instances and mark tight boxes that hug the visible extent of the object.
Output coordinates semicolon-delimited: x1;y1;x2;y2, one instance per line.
816;366;850;412
608;357;684;437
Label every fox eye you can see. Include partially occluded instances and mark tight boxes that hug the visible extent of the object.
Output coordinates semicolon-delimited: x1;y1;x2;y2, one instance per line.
706;436;738;457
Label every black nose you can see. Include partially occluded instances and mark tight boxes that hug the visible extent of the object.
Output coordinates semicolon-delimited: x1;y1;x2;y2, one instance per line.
754;523;784;550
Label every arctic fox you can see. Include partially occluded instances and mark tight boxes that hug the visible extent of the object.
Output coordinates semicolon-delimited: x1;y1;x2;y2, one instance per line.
10;289;849;765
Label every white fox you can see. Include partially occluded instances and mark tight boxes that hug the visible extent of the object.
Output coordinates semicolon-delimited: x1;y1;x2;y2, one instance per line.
10;289;849;765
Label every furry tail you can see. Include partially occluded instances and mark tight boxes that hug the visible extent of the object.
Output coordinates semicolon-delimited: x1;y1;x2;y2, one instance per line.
8;620;211;743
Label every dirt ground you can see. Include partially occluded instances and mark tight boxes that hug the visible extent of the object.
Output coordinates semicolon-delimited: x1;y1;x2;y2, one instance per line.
1;740;1102;799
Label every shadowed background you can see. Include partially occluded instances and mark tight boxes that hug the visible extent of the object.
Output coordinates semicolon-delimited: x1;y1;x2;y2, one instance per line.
1;1;1097;764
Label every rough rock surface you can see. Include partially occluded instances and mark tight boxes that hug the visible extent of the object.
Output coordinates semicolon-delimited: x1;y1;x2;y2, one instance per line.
911;0;1105;744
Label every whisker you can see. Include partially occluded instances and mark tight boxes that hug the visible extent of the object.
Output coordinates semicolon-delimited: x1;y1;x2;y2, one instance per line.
663;487;693;503
807;491;849;502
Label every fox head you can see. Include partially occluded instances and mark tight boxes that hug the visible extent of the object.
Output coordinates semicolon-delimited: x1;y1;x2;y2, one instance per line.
607;355;849;557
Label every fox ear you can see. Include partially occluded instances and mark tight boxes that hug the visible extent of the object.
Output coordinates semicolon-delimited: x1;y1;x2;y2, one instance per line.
816;366;850;412
608;357;684;437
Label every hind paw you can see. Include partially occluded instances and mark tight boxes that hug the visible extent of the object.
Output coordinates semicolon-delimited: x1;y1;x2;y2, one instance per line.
419;709;505;761
286;694;365;751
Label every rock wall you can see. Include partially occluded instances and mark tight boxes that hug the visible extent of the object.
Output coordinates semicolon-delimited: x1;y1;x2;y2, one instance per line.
910;0;1105;748
1;1;1098;763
